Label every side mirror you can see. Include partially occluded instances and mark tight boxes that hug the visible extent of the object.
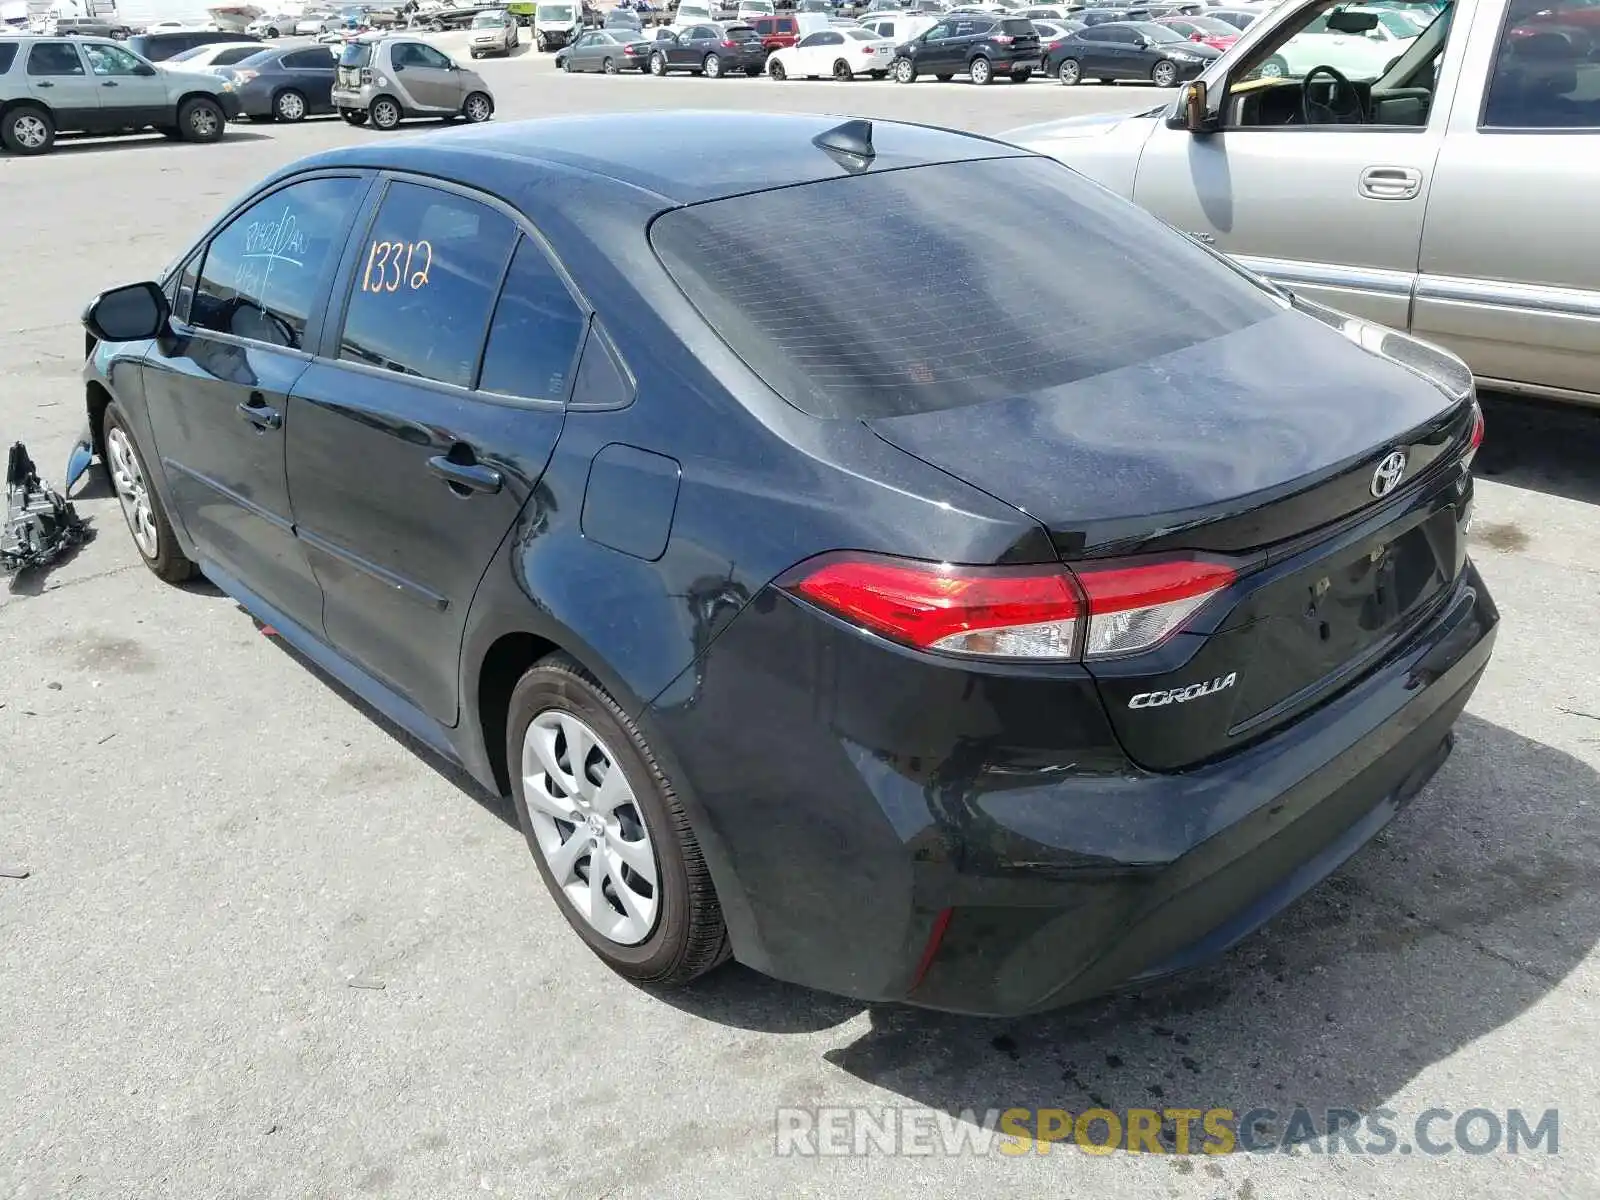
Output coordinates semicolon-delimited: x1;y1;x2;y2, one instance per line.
135;62;157;75
83;281;170;343
1166;78;1213;132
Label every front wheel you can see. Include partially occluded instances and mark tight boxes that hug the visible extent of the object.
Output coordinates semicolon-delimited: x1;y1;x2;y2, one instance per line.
1151;59;1177;87
0;105;55;155
891;55;915;83
103;404;197;584
1056;56;1079;84
507;656;730;986
462;90;493;122
560;53;573;70
832;57;852;80
264;25;278;36
177;96;225;142
369;94;403;129
703;52;721;76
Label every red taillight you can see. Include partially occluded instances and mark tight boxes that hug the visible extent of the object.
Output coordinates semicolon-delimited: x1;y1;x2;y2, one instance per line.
992;32;1013;42
722;38;737;46
780;551;1236;661
1072;559;1236;659
1465;402;1485;467
860;43;875;51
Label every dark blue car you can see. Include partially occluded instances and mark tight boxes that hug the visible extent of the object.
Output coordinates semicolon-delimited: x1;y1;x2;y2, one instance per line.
70;112;1495;1016
217;44;339;122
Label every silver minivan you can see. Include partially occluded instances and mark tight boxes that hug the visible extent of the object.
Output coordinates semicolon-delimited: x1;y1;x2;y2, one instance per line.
332;35;495;129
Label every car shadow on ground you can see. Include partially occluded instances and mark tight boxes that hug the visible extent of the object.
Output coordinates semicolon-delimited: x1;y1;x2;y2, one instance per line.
655;711;1600;1149
47;129;275;156
1475;391;1600;506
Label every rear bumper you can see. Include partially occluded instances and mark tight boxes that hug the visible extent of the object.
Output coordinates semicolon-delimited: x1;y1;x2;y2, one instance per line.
647;559;1497;1017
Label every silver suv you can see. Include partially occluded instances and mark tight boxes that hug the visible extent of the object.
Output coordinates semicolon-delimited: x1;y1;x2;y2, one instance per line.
0;36;239;155
332;35;495;130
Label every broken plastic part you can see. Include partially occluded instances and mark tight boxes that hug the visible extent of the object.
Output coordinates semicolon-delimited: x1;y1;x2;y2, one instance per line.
2;441;87;574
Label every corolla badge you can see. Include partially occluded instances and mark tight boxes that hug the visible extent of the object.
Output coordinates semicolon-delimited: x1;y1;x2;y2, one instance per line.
1128;672;1237;710
1370;450;1408;499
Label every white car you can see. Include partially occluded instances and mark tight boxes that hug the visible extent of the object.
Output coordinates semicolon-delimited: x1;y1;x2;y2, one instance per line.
766;24;895;77
859;12;937;40
294;12;337;33
245;12;296;35
1254;7;1418;78
158;40;270;69
737;0;774;15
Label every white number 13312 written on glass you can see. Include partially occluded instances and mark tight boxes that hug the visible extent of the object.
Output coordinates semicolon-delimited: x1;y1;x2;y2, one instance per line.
361;239;433;292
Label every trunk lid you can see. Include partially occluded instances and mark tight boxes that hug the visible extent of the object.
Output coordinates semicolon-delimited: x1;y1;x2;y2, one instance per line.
866;312;1477;771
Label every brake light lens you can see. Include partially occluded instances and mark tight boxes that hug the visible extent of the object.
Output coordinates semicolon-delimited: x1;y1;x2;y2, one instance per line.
781;552;1236;661
993;32;1013;42
722;37;737;46
1072;559;1236;659
1465;401;1485;468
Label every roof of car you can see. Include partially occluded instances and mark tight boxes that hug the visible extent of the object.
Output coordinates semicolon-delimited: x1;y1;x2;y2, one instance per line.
283;111;1026;207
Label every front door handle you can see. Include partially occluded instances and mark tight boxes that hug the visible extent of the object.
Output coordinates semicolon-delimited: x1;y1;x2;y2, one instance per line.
1358;165;1422;200
236;394;282;431
426;454;502;495
101;80;119;87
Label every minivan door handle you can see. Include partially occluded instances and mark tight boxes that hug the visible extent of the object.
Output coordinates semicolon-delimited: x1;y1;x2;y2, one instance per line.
1359;165;1423;200
426;453;502;495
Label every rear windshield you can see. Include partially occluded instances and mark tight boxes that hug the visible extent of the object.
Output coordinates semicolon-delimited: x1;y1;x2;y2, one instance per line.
844;25;876;36
726;24;759;37
339;41;373;65
650;156;1281;420
1000;16;1035;31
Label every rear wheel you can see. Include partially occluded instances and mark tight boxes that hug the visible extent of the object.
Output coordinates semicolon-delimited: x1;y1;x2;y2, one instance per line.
462;90;493;122
703;51;721;76
103;404;196;584
650;50;666;74
507;656;730;986
1;105;55;154
833;57;852;80
273;87;307;121
891;55;915;82
1056;56;1079;84
769;58;786;79
369;94;402;129
264;24;278;36
177;96;225;142
602;55;617;72
1151;59;1177;87
969;54;991;84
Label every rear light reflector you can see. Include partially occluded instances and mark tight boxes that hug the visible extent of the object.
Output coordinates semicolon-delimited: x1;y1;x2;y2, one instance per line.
993;33;1013;42
1465;402;1485;468
1072;559;1236;659
722;38;737;46
780;552;1238;662
782;553;1082;660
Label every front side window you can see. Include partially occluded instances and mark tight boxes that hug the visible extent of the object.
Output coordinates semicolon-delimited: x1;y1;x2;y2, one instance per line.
27;42;85;75
190;176;366;349
1482;0;1600;128
83;43;145;75
478;238;588;402
338;182;517;388
1236;0;1447;86
413;43;454;68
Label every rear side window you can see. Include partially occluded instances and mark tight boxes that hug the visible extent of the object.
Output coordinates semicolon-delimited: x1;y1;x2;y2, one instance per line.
478;238;588;402
338;182;517;388
1481;16;1600;129
650;156;1281;420
339;41;373;66
28;43;85;75
0;44;16;74
282;48;336;68
190;176;366;349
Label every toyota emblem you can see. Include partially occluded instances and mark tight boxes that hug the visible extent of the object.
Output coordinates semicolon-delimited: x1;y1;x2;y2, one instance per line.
1370;450;1408;498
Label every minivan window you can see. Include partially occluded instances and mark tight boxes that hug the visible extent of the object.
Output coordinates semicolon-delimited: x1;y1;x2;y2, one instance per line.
650;156;1281;420
338;182;517;388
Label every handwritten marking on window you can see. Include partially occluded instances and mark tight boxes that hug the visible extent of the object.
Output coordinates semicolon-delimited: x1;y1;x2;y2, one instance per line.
361;240;433;293
235;207;309;301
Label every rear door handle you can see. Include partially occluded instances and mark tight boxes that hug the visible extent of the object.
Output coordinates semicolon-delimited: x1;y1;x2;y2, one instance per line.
1358;165;1422;200
36;81;53;88
236;393;282;430
426;454;502;494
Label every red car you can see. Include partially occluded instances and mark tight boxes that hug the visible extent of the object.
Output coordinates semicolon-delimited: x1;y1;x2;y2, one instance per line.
1156;14;1240;49
750;13;801;49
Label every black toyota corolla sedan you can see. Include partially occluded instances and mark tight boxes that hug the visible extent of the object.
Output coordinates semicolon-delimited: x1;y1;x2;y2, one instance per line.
69;112;1495;1017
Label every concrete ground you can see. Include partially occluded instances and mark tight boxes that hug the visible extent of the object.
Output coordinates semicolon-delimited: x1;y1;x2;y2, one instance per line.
3;45;1599;1200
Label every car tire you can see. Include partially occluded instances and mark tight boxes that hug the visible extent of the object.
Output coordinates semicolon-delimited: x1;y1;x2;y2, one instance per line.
832;57;852;80
471;48;482;58
369;95;403;129
1012;67;1031;82
650;50;666;74
768;58;786;78
428;17;445;30
561;52;573;69
1151;59;1177;87
1258;54;1287;79
1;104;55;155
1056;56;1079;84
891;55;915;82
703;52;721;76
969;54;991;84
272;88;307;122
103;403;197;585
264;24;278;36
602;55;617;72
340;108;368;125
507;654;730;987
177;96;225;142
462;90;493;122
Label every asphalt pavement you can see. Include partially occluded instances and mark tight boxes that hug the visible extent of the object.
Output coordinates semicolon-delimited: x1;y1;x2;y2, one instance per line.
3;44;1599;1199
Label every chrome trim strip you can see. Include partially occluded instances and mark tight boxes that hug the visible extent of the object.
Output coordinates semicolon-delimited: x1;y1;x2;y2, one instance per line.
162;458;294;534
1477;377;1600;406
297;527;450;612
1415;275;1600;321
1233;255;1415;297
